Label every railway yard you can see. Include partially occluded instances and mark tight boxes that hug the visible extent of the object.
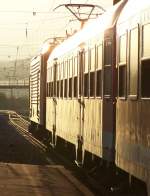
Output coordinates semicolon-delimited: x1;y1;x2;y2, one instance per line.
0;111;94;196
0;0;150;196
0;110;147;196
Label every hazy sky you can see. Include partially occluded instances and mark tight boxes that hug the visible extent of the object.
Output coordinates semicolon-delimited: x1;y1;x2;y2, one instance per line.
0;0;112;61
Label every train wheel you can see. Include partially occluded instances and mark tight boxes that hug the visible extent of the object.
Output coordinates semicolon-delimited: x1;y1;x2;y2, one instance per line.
28;121;36;134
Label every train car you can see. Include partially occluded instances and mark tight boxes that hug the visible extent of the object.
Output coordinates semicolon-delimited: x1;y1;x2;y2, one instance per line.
29;39;58;135
29;54;41;129
116;0;150;194
46;0;127;165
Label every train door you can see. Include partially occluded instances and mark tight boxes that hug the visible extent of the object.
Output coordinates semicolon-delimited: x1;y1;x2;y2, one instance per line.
102;29;116;161
51;60;57;146
76;49;84;165
37;69;40;119
40;54;48;129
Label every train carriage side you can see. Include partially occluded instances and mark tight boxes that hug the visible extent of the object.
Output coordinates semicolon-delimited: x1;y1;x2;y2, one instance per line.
29;43;55;134
46;0;127;165
81;0;127;163
29;55;41;129
46;45;81;149
116;0;150;194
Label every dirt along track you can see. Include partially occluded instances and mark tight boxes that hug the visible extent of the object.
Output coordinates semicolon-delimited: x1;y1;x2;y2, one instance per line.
0;111;94;196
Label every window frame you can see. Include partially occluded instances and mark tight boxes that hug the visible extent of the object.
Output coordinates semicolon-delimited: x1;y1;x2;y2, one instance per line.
73;55;78;98
68;57;73;98
83;49;89;98
118;32;127;99
128;25;139;100
64;59;68;98
103;38;113;98
140;22;150;99
60;61;64;98
96;43;103;98
89;46;96;98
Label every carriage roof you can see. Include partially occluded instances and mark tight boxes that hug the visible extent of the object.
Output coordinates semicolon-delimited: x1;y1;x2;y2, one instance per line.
47;0;127;68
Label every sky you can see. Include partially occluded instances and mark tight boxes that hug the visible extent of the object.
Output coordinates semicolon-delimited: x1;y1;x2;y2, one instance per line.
0;0;112;61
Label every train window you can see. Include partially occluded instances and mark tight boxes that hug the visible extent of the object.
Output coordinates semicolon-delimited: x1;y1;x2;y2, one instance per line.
84;73;89;97
74;56;78;76
48;82;50;97
119;34;126;63
53;63;57;97
47;82;48;97
69;58;73;77
96;44;102;97
57;81;59;97
51;67;54;82
49;67;53;97
54;83;57;97
74;77;78;97
84;50;89;72
68;58;73;98
141;59;150;97
69;78;72;98
97;44;102;69
142;23;150;57
64;60;68;98
118;34;127;97
57;63;59;81
90;47;95;71
64;60;68;78
60;62;64;80
84;50;89;97
56;64;59;98
104;39;112;97
96;70;102;97
104;39;112;65
47;68;50;83
119;65;126;97
90;72;95;97
129;27;138;97
46;83;49;97
48;83;50;97
50;82;53;97
104;66;112;96
60;80;63;98
46;68;51;97
59;63;61;80
48;82;51;97
73;55;78;98
64;79;68;98
79;51;84;96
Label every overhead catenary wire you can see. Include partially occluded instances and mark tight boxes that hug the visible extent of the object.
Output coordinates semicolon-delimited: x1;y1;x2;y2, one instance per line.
0;10;52;14
0;0;110;61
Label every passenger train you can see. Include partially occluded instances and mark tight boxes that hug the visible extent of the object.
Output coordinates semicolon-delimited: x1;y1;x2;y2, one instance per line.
29;0;150;195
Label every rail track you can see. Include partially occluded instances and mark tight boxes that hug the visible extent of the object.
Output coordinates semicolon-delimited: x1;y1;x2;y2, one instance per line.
8;111;54;164
0;111;94;196
8;111;105;195
8;111;147;196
